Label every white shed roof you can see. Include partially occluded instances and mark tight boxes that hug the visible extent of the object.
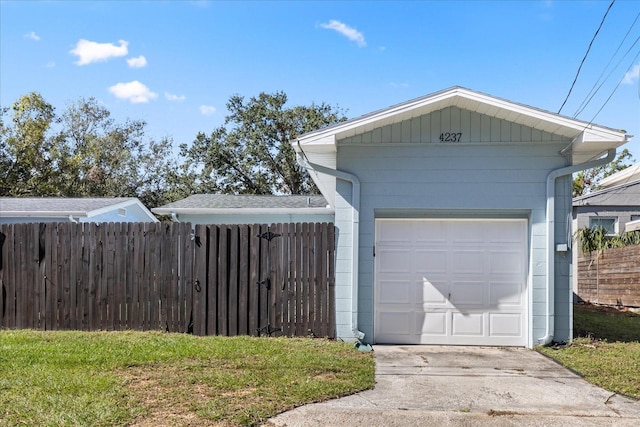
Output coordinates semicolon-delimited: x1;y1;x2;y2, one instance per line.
599;163;640;189
0;197;158;221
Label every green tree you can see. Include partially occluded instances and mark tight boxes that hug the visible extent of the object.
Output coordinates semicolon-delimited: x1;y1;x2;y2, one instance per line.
1;93;178;207
55;97;178;207
180;91;347;195
0;93;60;196
573;149;635;197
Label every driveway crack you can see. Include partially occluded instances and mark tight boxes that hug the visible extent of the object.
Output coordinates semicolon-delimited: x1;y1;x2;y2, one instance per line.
604;393;621;416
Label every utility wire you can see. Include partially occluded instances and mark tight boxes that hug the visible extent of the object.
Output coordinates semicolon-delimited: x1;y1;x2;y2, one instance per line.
558;0;616;114
587;50;640;125
574;35;640;118
573;12;640;117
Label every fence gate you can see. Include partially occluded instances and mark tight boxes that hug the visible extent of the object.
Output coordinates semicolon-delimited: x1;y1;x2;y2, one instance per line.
0;222;335;338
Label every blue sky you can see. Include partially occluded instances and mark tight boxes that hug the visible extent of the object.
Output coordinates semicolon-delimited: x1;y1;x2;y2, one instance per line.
2;0;639;158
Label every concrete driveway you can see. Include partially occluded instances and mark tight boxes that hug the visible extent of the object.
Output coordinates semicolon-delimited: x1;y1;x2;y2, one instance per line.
266;345;640;426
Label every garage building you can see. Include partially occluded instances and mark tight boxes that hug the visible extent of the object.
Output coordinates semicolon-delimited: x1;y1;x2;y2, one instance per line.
293;87;629;347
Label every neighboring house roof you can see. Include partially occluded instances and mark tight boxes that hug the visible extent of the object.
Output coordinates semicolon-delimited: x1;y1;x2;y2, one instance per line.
152;194;333;215
598;163;640;189
573;180;640;207
0;197;158;221
294;86;629;208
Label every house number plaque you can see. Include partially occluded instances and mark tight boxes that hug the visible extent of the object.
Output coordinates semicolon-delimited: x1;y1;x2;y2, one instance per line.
439;132;463;142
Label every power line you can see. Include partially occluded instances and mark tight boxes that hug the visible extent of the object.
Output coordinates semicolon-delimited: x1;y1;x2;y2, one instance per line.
587;50;640;125
574;35;640;118
573;12;640;117
558;0;616;114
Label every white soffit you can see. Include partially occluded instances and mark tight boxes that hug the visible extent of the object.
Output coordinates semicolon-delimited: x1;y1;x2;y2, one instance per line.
295;87;628;157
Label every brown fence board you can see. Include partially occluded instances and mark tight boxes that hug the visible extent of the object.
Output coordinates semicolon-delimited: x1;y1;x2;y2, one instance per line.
577;245;640;307
248;225;260;336
292;224;306;336
193;224;206;335
0;222;335;337
207;225;219;335
228;225;239;336
0;224;13;327
182;222;194;334
238;225;250;336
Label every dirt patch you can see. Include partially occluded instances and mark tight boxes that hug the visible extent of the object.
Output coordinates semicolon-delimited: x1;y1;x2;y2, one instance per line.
577;303;640;318
120;365;224;427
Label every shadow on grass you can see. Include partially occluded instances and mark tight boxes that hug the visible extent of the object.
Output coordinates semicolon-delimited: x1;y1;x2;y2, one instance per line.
574;303;640;343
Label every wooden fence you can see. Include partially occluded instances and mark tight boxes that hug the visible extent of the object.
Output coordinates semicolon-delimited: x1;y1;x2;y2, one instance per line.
0;222;335;338
577;245;640;307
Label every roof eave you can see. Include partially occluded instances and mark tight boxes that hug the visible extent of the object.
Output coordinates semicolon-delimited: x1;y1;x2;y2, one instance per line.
0;211;88;218
151;207;335;216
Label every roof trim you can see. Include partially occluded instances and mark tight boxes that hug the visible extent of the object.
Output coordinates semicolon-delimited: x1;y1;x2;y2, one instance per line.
598;163;640;189
151;207;335;215
296;86;626;144
0;197;159;222
0;210;88;218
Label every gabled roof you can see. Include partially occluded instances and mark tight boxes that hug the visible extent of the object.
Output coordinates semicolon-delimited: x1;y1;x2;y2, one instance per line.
295;87;628;159
293;87;630;207
152;194;332;215
599;163;640;189
0;197;157;221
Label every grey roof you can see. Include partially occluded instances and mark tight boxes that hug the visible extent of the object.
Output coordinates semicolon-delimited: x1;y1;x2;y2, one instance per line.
573;181;640;207
155;194;329;210
0;197;137;214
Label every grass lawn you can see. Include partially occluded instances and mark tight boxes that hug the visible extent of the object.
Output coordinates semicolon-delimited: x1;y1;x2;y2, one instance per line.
537;304;640;399
0;331;375;426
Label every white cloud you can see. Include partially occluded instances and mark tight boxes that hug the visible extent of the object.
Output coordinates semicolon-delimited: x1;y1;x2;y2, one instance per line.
45;61;55;68
24;31;40;41
165;92;186;102
200;105;216;116
320;20;366;47
127;55;147;68
70;39;128;65
390;82;409;88
622;64;640;85
108;81;158;103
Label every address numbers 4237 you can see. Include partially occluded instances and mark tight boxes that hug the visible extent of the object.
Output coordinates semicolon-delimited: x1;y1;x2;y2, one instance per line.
439;132;462;142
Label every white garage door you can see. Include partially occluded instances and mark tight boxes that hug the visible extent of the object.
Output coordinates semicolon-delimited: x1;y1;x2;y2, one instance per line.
374;218;527;346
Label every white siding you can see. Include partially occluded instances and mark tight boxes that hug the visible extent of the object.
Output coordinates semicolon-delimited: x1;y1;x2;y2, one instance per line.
340;107;570;145
88;204;155;223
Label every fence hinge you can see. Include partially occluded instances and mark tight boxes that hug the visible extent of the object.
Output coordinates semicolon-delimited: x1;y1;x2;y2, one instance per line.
373;245;375;257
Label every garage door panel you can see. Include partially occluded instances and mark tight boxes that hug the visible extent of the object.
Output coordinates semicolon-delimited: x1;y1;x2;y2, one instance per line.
452;313;484;336
378;280;412;304
419;312;447;335
375;218;528;346
451;222;485;242
377;248;412;272
377;221;414;243
415;220;447;243
489;313;522;336
451;281;485;306
422;279;449;304
378;311;412;335
489;282;523;306
488;221;524;242
489;250;522;274
415;249;447;273
451;250;485;273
